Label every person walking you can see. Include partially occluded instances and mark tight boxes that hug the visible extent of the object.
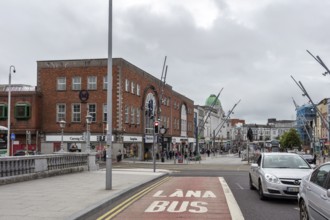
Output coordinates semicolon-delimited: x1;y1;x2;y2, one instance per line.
313;154;317;165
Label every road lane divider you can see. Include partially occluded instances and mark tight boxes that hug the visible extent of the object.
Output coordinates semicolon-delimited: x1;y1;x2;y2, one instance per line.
219;177;245;220
97;176;171;220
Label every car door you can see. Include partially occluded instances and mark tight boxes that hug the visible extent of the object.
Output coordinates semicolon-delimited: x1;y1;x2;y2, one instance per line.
307;164;330;220
251;155;262;186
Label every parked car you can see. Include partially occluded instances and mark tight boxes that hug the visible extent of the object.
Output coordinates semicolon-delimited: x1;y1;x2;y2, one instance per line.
14;150;35;156
249;152;314;200
298;162;330;220
300;154;314;164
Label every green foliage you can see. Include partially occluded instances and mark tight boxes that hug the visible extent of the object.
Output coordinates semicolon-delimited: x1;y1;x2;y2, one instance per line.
279;128;302;150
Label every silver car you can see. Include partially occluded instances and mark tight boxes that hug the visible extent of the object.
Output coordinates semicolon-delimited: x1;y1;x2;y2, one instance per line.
249;152;313;200
298;162;330;220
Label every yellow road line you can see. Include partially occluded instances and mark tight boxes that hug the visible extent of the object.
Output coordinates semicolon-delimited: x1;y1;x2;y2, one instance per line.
97;176;171;220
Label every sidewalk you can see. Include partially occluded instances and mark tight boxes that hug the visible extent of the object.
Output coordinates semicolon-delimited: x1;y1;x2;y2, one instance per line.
0;154;247;220
0;168;169;220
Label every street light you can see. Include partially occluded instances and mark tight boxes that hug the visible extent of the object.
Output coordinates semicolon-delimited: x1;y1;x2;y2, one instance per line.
7;65;15;156
59;120;66;152
86;113;93;153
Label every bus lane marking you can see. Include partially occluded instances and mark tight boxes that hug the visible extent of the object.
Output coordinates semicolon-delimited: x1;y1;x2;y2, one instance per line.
219;177;245;220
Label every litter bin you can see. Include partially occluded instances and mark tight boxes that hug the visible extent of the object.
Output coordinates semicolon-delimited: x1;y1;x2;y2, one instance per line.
178;156;183;163
161;157;165;163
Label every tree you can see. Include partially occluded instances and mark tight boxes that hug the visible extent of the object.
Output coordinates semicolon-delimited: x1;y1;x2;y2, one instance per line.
279;128;302;151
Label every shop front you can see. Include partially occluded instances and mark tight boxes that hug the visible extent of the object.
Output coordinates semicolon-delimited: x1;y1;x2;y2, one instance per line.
144;135;156;161
123;135;142;161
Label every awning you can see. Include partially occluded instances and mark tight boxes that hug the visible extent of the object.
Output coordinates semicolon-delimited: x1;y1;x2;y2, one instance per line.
0;126;8;131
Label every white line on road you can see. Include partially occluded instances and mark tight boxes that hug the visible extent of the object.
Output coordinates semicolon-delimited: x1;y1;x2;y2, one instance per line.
219;177;245;220
236;183;244;190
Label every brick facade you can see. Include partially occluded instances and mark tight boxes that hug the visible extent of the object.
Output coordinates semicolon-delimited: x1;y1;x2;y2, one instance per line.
36;58;195;159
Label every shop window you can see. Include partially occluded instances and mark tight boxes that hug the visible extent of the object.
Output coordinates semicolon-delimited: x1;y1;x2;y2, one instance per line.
15;103;31;120
0;104;7;120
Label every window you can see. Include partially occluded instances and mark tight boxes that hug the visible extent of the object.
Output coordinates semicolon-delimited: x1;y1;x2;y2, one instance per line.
103;76;108;90
131;81;135;94
103;104;107;122
125;106;129;123
87;76;97;90
131;106;135;124
88;104;96;122
125;79;130;92
57;77;66;90
72;104;81;122
136;84;140;96
56;104;66;122
310;165;330;188
136;108;140;125
72;77;81;90
15;103;31;119
0;104;7;119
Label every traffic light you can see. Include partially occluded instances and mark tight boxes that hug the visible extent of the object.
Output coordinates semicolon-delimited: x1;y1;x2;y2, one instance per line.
154;121;159;134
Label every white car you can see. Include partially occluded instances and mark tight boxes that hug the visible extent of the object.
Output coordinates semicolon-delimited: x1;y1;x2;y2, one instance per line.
249;152;314;200
298;162;330;220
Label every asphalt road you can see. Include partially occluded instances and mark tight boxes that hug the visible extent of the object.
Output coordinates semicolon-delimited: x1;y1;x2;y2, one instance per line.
92;160;299;220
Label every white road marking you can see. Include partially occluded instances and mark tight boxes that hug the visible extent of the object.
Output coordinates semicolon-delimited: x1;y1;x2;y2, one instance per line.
236;183;244;190
219;177;245;220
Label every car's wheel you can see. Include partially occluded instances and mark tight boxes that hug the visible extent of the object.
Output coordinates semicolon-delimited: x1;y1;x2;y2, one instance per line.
299;200;309;220
258;180;265;200
249;174;255;190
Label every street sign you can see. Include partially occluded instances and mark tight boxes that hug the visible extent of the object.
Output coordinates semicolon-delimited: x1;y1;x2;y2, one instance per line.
11;133;15;140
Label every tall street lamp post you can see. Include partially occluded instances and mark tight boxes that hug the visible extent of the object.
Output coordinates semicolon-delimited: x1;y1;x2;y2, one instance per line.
7;65;16;156
59;120;66;152
86;114;92;153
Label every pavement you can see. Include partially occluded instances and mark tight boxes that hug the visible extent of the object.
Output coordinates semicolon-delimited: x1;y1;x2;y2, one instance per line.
0;153;248;220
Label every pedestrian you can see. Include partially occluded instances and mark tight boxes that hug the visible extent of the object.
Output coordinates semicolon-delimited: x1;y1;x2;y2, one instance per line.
207;149;210;157
103;148;106;161
313;154;317;165
239;150;241;158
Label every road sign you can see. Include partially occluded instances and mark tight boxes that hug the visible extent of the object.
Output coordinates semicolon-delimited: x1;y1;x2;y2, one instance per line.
11;133;15;140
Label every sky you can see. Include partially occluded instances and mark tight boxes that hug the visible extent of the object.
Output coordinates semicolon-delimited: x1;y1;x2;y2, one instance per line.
1;0;330;124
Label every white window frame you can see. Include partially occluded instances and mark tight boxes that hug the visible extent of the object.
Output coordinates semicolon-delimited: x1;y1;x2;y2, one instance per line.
87;76;97;90
136;84;140;96
103;76;107;90
103;104;107;122
125;79;130;92
57;77;66;90
56;103;66;122
136;108;140;125
72;76;81;90
72;103;81;122
131;81;135;94
125;105;129;123
88;103;97;122
131;106;135;124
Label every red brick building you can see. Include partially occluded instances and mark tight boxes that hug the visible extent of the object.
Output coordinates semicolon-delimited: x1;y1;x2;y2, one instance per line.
36;58;195;160
0;85;41;155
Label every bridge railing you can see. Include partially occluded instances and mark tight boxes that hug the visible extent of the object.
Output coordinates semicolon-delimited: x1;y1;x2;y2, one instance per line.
0;153;98;185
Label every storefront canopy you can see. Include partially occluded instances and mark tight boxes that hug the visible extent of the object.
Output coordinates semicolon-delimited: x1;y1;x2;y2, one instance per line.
0;126;8;131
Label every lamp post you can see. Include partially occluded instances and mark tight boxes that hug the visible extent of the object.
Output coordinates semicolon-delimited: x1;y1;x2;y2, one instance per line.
7;65;15;156
86;113;93;153
59;120;66;152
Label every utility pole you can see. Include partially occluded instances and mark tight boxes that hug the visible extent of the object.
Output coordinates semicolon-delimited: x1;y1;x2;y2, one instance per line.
105;0;113;190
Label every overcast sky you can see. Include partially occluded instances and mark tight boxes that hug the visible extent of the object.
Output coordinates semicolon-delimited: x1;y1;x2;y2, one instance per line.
1;0;330;124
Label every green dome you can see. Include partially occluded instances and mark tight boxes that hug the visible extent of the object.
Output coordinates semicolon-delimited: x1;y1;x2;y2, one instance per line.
205;94;221;107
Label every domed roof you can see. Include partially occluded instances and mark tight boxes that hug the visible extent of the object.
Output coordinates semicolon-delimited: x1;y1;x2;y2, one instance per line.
205;94;221;107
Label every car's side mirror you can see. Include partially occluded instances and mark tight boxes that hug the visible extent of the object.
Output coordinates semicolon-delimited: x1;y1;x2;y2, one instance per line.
310;164;316;169
251;163;258;168
327;189;330;198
